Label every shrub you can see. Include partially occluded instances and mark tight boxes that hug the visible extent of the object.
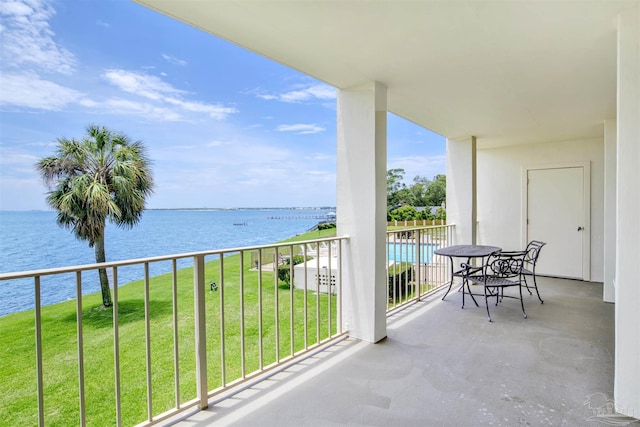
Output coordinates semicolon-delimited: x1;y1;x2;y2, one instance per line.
435;207;446;220
277;264;291;286
278;255;312;286
289;255;308;265
317;222;336;230
389;205;418;221
388;262;413;299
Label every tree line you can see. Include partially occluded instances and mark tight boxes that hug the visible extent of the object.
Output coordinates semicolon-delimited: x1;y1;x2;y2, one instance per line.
387;168;446;221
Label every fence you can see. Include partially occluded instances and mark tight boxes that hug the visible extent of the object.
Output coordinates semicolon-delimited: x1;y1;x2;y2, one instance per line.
386;224;455;312
388;219;446;227
0;237;347;427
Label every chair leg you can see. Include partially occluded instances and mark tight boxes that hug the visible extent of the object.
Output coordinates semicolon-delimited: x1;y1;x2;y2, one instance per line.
532;273;543;304
484;286;492;322
519;284;527;319
523;273;544;304
522;273;533;295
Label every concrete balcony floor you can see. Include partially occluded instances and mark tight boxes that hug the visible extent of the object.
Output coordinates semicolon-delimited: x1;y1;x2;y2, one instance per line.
169;277;622;426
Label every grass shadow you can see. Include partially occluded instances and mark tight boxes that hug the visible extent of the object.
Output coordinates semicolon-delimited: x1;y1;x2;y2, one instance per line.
62;299;173;328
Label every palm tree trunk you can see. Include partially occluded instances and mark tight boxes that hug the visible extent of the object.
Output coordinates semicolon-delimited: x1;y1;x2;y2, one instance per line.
94;234;113;307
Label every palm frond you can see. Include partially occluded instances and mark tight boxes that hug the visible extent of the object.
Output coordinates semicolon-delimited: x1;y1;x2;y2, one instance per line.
35;125;155;242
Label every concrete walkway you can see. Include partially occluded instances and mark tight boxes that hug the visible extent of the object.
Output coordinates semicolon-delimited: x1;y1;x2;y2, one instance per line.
164;277;632;426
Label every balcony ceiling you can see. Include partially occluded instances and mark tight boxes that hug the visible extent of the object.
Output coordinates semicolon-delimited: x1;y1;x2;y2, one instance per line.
135;1;633;147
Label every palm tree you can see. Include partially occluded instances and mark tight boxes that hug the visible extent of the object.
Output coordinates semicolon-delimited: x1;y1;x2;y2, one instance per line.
36;125;154;307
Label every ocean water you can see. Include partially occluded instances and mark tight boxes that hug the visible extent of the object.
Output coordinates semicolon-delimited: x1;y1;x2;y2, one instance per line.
0;209;329;316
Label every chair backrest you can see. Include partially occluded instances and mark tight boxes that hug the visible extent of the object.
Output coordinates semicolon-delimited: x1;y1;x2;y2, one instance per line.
486;250;527;279
524;240;546;268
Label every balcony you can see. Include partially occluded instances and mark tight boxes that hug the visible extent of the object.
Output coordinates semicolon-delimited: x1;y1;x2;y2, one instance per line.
163;276;615;426
1;221;628;425
1;225;458;426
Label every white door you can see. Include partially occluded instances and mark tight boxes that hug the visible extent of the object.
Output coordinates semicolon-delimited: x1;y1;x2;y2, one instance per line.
527;166;586;279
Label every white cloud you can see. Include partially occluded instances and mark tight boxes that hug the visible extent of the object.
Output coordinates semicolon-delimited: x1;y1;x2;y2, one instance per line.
276;124;325;134
96;20;110;29
101;98;183;121
153;137;290;169
304;153;333;161
304;170;334;182
253;83;336;104
164;97;238;120
255;93;278;101
280;84;336;102
0;147;40;172
162;54;187;66
0;72;85;110
102;69;238;120
0;0;76;74
205;140;230;147
1;69;236;120
103;69;186;100
0;176;48;210
388;155;447;182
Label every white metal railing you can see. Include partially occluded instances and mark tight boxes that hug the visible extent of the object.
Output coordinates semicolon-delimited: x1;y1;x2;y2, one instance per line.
386;224;455;312
0;236;347;427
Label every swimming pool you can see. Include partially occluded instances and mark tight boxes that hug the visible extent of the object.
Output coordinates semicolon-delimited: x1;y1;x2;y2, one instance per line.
387;242;438;264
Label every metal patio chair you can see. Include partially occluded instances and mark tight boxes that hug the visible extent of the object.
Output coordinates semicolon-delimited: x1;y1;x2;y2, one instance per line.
463;250;528;322
521;240;546;304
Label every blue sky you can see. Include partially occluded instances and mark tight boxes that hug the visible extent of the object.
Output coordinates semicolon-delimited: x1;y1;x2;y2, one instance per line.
0;0;446;211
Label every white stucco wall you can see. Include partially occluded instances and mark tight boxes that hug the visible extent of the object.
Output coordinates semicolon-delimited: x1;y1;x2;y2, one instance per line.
475;138;604;282
446;137;477;245
603;119;617;302
614;3;640;417
293;258;338;294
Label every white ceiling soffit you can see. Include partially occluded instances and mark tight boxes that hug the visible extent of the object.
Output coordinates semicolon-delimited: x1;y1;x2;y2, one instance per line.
135;1;632;147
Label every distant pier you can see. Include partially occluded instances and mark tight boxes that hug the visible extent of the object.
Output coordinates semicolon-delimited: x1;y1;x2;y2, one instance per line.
268;215;331;220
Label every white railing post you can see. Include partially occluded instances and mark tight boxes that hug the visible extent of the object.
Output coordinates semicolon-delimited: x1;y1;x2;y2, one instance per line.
416;229;422;301
193;254;208;409
76;272;86;427
143;264;153;421
112;267;122;427
34;276;44;427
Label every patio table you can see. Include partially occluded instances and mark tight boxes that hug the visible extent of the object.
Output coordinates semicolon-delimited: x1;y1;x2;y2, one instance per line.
434;244;501;305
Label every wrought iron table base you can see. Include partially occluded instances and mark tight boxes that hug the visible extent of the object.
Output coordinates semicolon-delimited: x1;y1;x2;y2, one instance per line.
435;244;502;309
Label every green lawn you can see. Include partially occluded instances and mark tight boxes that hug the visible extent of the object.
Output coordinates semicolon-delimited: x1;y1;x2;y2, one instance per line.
0;229;337;426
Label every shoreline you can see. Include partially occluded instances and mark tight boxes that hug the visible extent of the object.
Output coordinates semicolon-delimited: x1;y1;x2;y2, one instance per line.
0;225;336;318
0;209;331;317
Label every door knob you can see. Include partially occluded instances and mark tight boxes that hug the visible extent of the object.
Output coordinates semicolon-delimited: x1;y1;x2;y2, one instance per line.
577;226;583;231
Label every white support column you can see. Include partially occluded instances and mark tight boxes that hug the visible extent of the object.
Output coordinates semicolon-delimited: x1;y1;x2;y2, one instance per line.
615;3;640;418
603;119;616;303
446;136;477;245
336;81;387;343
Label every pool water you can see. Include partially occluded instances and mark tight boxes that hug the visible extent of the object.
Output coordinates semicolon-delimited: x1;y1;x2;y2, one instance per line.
387;242;438;264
